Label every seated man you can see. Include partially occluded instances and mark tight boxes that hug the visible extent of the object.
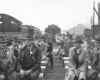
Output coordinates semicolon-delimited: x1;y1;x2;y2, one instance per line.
0;38;17;80
17;35;42;80
39;38;47;60
63;36;73;57
12;37;22;58
87;34;100;80
56;36;61;55
47;38;54;69
81;37;88;50
59;39;65;59
65;35;89;80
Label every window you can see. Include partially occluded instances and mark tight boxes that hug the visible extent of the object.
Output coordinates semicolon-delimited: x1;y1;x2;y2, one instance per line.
0;21;2;24
11;21;15;24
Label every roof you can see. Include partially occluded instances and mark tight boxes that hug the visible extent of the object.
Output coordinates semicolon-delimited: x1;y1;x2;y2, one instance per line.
22;25;40;31
0;13;22;24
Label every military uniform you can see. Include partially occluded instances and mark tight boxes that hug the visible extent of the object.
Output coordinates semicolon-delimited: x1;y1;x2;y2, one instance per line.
0;38;17;80
17;36;42;80
63;38;73;57
39;42;47;60
87;34;100;80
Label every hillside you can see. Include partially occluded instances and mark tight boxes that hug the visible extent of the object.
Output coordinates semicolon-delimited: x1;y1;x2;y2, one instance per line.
63;24;91;35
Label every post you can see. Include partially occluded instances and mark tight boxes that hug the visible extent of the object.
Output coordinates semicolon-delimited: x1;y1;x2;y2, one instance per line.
98;3;100;25
91;17;93;38
93;1;95;26
92;1;95;39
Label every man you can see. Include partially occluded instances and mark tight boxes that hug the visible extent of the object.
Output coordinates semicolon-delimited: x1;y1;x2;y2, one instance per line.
59;38;65;59
0;38;17;80
17;35;42;80
67;32;72;38
47;38;54;69
12;37;22;58
63;36;73;57
65;35;89;80
39;38;47;60
7;39;12;47
87;34;100;80
55;35;62;56
81;36;88;49
11;37;25;72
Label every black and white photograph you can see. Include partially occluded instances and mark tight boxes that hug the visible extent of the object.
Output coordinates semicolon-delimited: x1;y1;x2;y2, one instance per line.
0;0;100;80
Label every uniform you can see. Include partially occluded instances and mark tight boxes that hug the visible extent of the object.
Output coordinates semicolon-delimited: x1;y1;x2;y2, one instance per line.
0;38;17;80
87;34;100;80
39;42;47;60
87;47;100;80
63;40;73;57
17;44;42;80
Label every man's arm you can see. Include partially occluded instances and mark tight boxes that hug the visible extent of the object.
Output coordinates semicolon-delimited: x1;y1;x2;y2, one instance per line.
79;50;89;72
68;47;76;70
51;42;53;52
42;44;47;55
17;47;25;71
31;49;42;71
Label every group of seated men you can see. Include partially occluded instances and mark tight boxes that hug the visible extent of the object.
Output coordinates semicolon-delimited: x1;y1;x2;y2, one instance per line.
63;34;100;80
0;35;53;80
56;35;88;59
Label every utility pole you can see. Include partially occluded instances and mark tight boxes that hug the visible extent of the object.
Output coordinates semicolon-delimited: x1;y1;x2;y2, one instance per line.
93;1;95;26
92;1;95;39
2;15;4;37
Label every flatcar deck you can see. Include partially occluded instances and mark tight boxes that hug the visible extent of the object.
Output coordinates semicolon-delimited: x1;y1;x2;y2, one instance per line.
43;44;66;80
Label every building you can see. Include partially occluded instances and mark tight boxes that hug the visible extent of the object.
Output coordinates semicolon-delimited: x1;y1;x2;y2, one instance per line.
45;24;61;35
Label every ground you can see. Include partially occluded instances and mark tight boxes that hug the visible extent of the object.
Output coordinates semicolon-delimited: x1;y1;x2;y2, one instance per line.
43;43;66;80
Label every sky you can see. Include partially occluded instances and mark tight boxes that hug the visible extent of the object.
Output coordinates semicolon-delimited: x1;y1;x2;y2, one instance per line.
0;0;100;31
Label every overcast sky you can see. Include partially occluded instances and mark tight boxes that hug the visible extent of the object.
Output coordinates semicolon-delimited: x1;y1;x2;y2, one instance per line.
0;0;100;31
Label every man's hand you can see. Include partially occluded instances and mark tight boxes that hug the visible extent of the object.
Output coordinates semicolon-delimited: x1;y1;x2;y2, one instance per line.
25;70;32;76
46;52;49;56
98;73;100;78
20;69;25;75
75;70;80;76
0;75;4;79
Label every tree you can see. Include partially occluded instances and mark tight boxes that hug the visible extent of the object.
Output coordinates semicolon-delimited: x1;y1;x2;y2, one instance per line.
45;24;61;35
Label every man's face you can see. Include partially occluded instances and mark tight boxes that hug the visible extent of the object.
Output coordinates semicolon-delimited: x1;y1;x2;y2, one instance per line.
74;42;82;48
27;39;33;46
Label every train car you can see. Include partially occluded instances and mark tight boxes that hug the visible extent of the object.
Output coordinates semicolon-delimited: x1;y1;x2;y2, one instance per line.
92;25;100;38
0;13;26;37
22;25;41;38
0;14;22;32
84;28;92;38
